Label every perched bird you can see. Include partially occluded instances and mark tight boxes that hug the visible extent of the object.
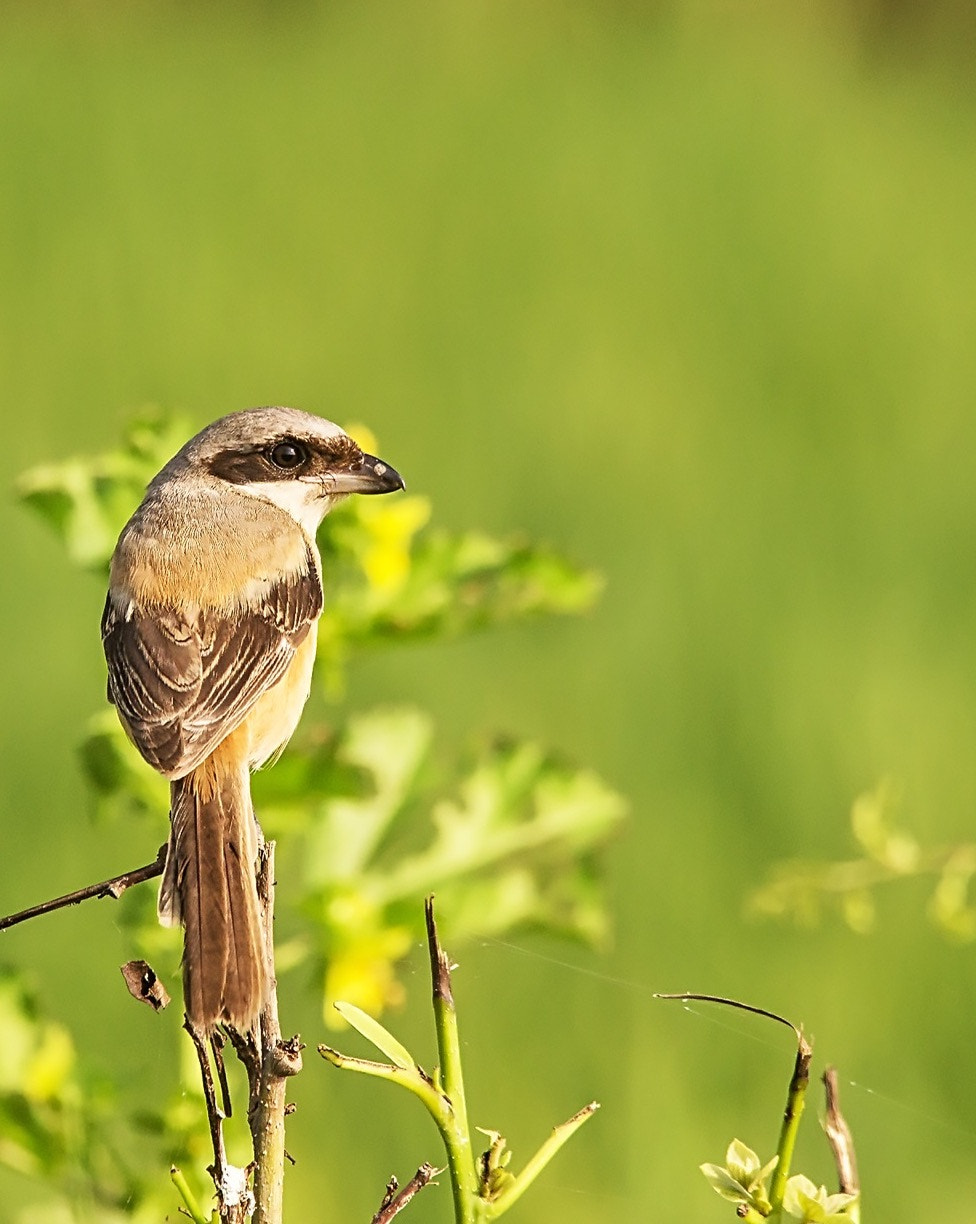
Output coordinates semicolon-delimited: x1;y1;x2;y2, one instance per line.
101;407;403;1032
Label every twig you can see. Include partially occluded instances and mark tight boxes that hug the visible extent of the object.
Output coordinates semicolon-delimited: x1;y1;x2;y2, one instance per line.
2;826;304;1221
185;1016;254;1224
656;992;813;1214
184;1020;230;1202
371;1164;437;1224
211;1030;233;1120
768;1033;813;1213
822;1066;859;1195
0;845;167;931
249;841;303;1224
654;992;802;1040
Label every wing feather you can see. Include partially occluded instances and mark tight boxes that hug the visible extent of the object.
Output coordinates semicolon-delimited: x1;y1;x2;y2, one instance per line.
103;551;322;778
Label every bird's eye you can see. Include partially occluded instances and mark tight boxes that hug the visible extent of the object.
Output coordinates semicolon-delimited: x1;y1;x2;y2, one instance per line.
268;440;308;470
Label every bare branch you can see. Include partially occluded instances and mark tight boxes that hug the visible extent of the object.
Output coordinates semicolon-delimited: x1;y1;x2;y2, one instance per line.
0;845;167;932
822;1066;859;1194
654;992;805;1043
371;1164;437;1224
184;1017;254;1224
248;841;304;1224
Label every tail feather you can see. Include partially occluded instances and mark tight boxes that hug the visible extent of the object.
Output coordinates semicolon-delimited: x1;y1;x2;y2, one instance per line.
165;764;269;1031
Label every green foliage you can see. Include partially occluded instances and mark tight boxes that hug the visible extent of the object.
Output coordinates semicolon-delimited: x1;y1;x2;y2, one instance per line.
317;486;603;689
0;969;79;1182
0;967;215;1223
701;1141;860;1224
700;1140;778;1216
749;780;976;942
8;410;624;1219
16;413;192;574
16;411;601;665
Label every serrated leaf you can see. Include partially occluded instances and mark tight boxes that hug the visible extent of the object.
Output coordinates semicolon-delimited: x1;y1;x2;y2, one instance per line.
377;739;626;912
303;711;625;1016
332;1002;416;1069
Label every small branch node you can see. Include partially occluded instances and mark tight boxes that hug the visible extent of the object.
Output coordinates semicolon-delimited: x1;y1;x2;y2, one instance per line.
370;1163;437;1224
269;1034;304;1078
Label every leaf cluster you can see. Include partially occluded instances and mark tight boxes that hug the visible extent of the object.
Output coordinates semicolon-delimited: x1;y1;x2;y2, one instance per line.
702;1139;859;1224
749;779;976;942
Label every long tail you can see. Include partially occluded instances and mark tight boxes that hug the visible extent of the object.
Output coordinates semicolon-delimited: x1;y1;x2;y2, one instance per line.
158;756;269;1032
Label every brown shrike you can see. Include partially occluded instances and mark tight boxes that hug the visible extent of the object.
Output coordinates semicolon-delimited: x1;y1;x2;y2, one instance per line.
102;407;403;1032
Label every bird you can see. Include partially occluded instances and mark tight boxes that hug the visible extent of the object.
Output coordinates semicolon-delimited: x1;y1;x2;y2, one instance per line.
101;407;403;1033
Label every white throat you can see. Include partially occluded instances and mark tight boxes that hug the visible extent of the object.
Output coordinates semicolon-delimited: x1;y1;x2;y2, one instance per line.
236;478;343;537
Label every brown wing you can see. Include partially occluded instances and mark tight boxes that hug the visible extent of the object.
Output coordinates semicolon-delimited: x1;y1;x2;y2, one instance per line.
102;561;323;779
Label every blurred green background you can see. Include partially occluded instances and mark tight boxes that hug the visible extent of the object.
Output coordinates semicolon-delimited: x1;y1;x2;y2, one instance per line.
3;1;976;1219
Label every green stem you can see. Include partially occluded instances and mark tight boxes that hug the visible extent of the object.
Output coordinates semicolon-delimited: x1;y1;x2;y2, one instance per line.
767;1036;812;1214
170;1165;212;1224
426;899;482;1224
486;1102;599;1218
318;1044;450;1121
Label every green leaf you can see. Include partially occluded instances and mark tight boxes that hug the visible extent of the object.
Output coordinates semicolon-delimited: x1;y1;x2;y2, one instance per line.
332;1002;416;1069
0;970;80;1179
725;1138;777;1191
783;1174;859;1222
297;707;434;886
701;1139;777;1211
700;1161;752;1205
16;410;192;572
376;738;626;913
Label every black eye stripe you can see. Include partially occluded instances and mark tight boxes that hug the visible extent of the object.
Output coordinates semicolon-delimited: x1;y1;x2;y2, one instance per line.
206;434;365;485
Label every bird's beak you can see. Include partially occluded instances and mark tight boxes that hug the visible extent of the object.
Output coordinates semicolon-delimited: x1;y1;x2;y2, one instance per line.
328;453;405;495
